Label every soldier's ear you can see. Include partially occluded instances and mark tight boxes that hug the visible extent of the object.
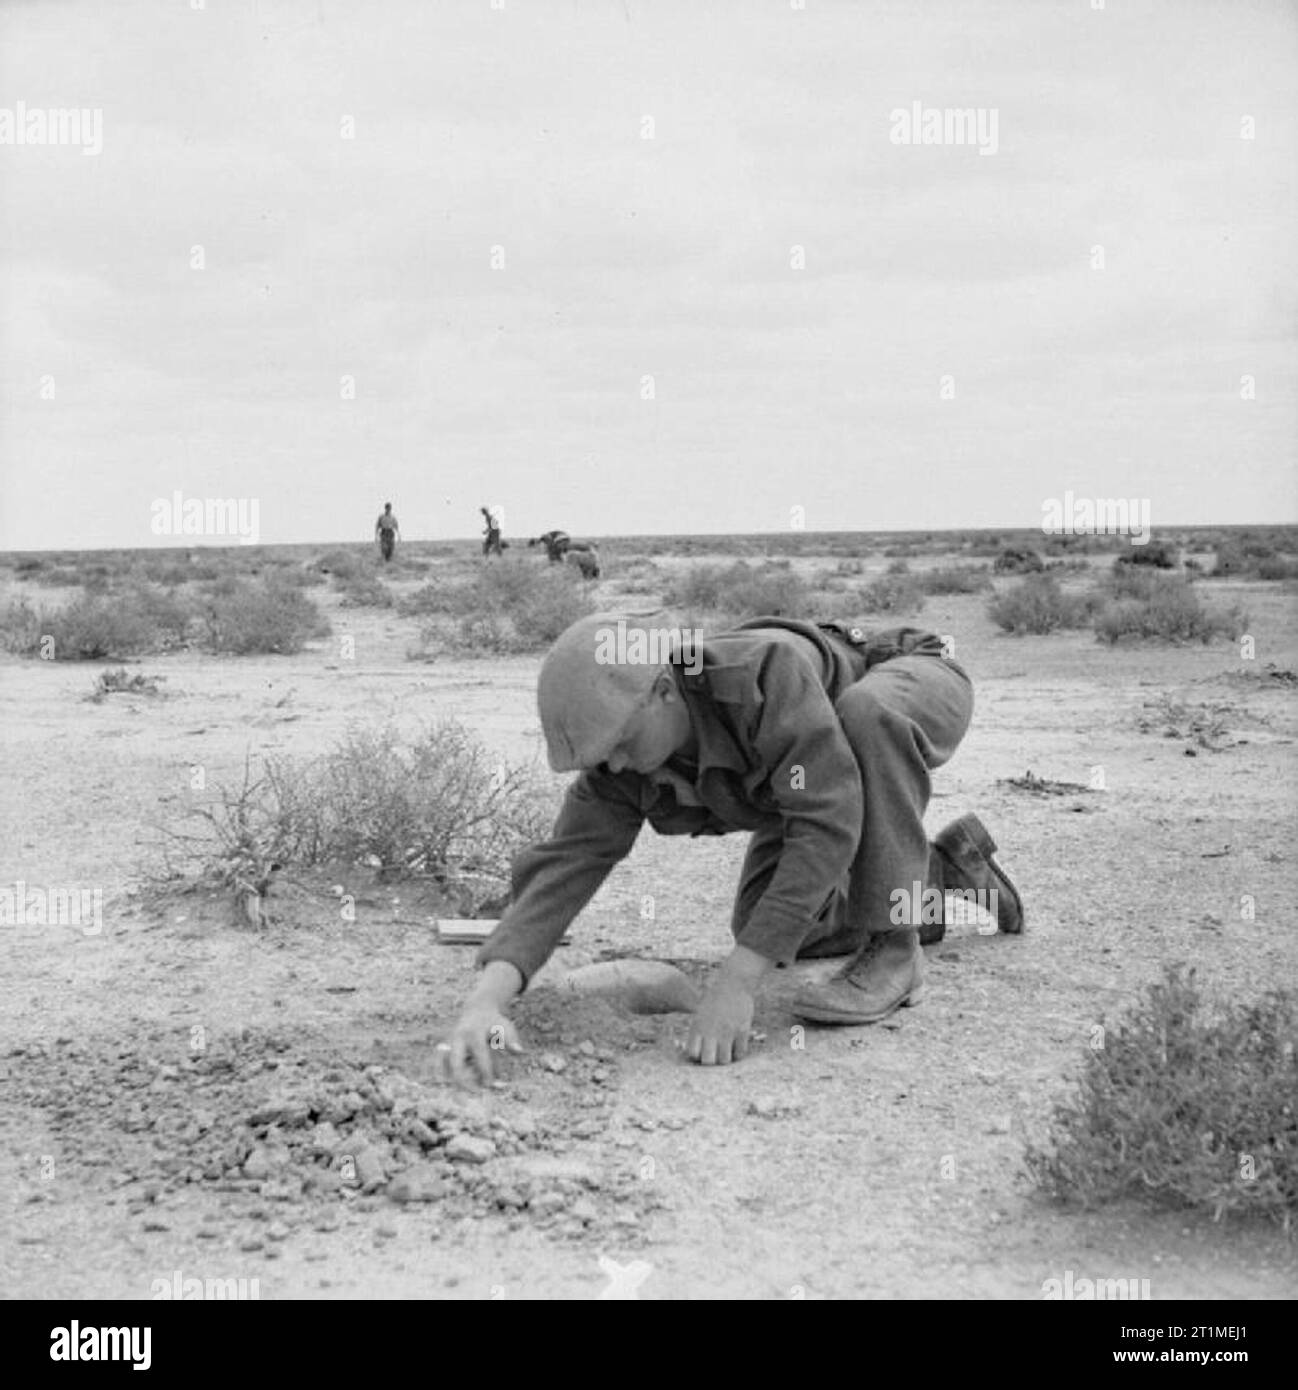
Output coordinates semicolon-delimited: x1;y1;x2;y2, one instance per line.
652;669;677;701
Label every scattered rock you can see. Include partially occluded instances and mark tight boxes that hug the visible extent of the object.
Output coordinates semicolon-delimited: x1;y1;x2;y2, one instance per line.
569;1197;598;1224
352;1146;388;1192
446;1134;497;1165
386;1165;449;1204
242;1144;290;1180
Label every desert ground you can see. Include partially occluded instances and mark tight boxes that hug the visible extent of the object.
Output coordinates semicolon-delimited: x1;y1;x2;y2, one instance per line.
1;534;1295;1300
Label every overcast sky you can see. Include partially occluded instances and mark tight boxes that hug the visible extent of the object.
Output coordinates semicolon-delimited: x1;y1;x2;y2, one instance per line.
1;0;1295;550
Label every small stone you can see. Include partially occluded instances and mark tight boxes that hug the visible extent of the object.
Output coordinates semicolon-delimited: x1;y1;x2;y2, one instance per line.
266;1221;291;1242
386;1165;449;1204
142;1219;170;1233
578;1041;596;1057
238;1236;264;1252
405;1119;439;1149
308;1122;342;1156
591;1067;611;1084
242;1145;286;1181
352;1147;388;1192
540;1053;568;1074
569;1197;598;1224
446;1134;496;1164
375;1223;398;1239
986;1115;1012;1136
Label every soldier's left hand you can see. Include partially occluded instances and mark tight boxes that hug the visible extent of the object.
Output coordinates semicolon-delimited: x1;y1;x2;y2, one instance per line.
686;976;755;1066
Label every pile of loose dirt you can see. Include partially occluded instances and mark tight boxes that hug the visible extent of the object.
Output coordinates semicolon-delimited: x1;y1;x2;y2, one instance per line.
5;1009;679;1249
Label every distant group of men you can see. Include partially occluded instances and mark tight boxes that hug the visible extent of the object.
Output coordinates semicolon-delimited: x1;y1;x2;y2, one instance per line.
372;502;598;577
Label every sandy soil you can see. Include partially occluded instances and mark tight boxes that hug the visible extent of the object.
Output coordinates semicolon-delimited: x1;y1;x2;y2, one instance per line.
1;555;1296;1300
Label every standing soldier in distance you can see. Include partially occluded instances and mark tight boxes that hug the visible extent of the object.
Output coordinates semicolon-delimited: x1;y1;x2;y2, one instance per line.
375;502;399;562
481;506;504;557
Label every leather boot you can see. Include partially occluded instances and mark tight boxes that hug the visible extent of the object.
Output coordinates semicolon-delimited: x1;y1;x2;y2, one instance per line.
933;814;1023;934
792;928;924;1024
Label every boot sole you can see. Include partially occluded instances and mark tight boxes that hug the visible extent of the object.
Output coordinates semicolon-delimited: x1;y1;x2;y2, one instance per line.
793;984;923;1026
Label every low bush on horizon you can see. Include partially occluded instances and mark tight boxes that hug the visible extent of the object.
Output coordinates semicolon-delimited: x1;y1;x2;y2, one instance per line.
1093;572;1246;645
663;560;809;619
406;555;596;655
196;574;330;654
988;573;1097;634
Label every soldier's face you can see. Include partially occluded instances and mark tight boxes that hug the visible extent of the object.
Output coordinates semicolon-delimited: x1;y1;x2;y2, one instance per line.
601;679;692;775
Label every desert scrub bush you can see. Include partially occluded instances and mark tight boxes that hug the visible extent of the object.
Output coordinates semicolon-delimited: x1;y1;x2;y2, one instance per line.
88;668;166;702
1256;556;1298;581
1045;556;1094;575
1113;541;1178;568
1208;538;1297;579
196;574;330;654
858;573;926;615
338;573;394;608
0;596;44;653
988;573;1097;634
411;560;596;655
311;548;361;581
0;588;163;659
616;557;665;594
1094;573;1246;645
1024;965;1298;1229
917;564;992;595
993;547;1045;574
663;561;809;618
159;724;558;911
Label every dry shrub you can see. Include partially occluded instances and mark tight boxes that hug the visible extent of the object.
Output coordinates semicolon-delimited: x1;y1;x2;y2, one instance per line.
408;557;596;654
917;564;992;595
663;560;808;619
858;573;926;614
159;723;558;909
988;573;1096;634
1094;573;1246;645
1025;966;1297;1230
196;574;329;654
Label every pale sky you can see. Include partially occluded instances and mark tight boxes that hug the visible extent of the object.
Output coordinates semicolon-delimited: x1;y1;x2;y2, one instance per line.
1;0;1295;550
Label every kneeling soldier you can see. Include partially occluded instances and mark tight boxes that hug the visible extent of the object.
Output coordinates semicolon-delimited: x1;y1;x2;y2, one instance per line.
447;613;1022;1084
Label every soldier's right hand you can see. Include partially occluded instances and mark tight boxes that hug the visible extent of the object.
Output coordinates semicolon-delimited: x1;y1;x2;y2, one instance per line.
444;1006;523;1089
